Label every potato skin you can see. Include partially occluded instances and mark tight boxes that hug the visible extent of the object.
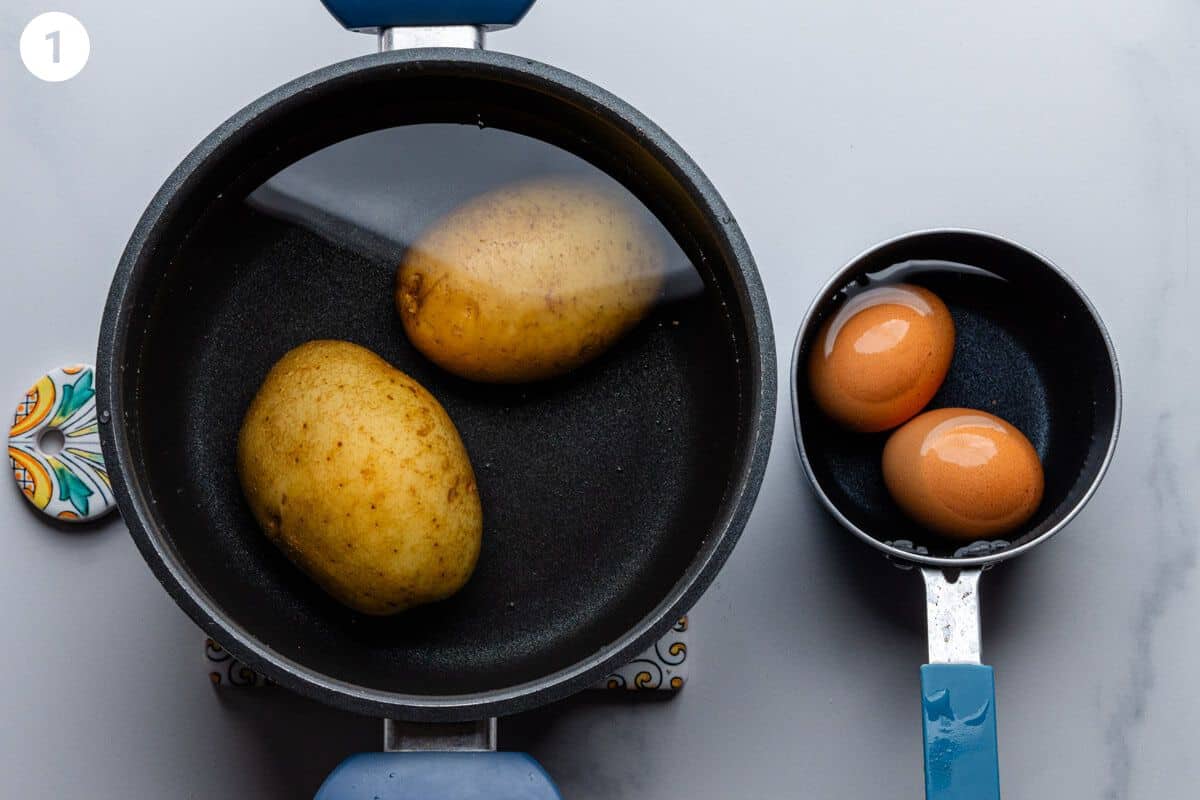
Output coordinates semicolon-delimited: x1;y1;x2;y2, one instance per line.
236;340;482;615
396;177;666;383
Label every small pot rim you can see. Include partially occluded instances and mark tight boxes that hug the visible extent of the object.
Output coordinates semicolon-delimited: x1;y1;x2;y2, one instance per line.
789;227;1122;569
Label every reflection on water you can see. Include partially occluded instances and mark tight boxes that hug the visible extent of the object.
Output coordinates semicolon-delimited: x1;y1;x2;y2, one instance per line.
137;119;748;690
248;124;708;385
248;124;702;303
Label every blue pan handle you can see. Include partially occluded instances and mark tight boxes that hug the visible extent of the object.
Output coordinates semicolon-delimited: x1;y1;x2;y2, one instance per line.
315;752;562;799
921;663;1001;800
920;568;1000;799
320;1;537;30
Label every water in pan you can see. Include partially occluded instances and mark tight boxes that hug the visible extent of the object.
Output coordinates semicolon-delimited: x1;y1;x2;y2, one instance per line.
802;260;1063;560
249;124;705;302
249;123;710;385
134;124;744;694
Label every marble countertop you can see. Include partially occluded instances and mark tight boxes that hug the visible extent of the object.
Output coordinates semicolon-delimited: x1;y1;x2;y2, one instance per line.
2;1;1196;797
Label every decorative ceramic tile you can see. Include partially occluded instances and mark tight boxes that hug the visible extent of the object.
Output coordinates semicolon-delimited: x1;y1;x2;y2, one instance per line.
204;616;689;693
205;639;273;688
595;616;688;692
7;364;115;522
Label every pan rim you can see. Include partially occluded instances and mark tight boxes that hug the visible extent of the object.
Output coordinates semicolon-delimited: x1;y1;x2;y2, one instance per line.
97;47;776;720
789;227;1122;569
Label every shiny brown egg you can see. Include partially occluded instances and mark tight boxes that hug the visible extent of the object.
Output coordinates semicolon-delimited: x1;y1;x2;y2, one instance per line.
882;408;1045;540
808;283;955;432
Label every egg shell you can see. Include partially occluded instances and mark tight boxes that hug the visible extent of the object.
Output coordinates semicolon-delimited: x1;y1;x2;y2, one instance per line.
808;284;955;432
882;407;1045;540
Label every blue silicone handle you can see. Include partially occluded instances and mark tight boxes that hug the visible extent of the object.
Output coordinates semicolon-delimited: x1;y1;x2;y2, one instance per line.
921;664;1001;800
314;752;562;800
320;0;537;30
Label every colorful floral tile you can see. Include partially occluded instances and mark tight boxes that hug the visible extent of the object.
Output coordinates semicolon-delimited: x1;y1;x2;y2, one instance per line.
7;365;115;522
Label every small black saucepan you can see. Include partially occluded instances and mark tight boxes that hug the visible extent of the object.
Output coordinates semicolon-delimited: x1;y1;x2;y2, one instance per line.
96;2;775;797
792;230;1120;800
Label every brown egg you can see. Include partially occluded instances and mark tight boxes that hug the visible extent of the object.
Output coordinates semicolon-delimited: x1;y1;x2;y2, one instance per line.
882;408;1045;540
808;284;955;432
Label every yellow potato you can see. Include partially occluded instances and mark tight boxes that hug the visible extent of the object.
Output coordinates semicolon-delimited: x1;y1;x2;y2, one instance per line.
236;340;482;615
396;177;666;383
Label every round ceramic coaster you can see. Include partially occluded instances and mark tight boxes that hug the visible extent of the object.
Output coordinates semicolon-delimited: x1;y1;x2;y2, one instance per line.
7;364;115;522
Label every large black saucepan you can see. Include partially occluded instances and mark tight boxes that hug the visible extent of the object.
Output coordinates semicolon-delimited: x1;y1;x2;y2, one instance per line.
96;1;774;796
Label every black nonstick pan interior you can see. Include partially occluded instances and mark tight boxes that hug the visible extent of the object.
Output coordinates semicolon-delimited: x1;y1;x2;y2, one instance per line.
794;232;1119;561
100;52;773;715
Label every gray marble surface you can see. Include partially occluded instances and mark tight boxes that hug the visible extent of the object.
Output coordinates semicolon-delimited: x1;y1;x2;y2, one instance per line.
2;1;1197;797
